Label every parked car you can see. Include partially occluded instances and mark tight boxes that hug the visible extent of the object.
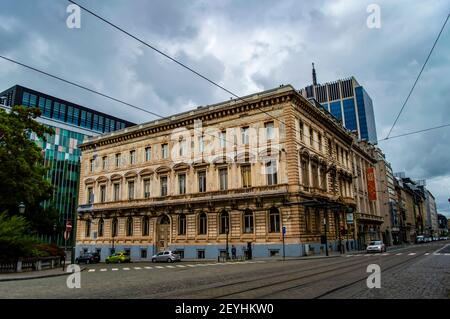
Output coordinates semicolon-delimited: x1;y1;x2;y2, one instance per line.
415;235;425;244
105;251;131;264
76;252;100;264
366;240;386;253
151;250;181;263
424;236;432;243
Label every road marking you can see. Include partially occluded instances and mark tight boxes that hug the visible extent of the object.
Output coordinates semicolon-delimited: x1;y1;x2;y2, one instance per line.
186;264;196;267
255;261;266;263
155;266;164;269
364;254;371;256
134;267;142;270
88;269;95;272
382;253;389;256
123;267;130;271
144;266;152;269
112;268;118;271
433;253;442;256
445;253;450;256
345;255;352;257
166;265;175;268
425;253;430;255
100;269;107;272
396;253;403;256
176;265;186;268
408;253;416;256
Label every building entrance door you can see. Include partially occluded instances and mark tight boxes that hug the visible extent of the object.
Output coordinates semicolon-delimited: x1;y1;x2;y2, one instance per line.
157;215;170;252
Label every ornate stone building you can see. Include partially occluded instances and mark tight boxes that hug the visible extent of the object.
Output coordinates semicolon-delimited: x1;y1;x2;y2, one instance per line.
75;85;381;260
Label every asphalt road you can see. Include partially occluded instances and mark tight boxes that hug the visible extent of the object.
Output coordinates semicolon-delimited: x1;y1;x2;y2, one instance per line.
1;241;449;299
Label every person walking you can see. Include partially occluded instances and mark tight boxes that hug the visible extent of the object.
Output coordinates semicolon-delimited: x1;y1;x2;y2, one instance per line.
231;245;236;260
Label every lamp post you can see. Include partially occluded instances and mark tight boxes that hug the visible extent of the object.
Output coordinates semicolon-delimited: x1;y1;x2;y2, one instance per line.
225;226;230;261
18;202;25;214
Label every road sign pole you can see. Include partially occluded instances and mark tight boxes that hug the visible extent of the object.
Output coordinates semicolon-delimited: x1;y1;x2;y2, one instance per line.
282;226;286;260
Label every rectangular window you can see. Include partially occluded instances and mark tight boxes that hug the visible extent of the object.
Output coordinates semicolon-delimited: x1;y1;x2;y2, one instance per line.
113;183;120;201
38;97;45;113
197;250;205;259
130;150;136;165
144;179;151;198
115;154;121;167
73;107;79;125
86;112;92;129
219;168;228;191
140;249;147;259
198;136;204;153
241;127;249;145
178;174;186;194
241;165;252;188
22;92;30;106
318;133;322;152
100;185;106;203
87;187;94;204
53;102;60;120
301;159;309;187
109;119;115;132
266;161;278;185
145;147;151;161
44;99;52;117
309;127;314;148
160;176;168;196
81;110;87;127
198;171;206;193
299;120;304;141
98;115;104;132
219;131;226;149
93;114;99;130
90;159;95;172
104;118;110;133
29;94;37;107
59;104;66;121
102;156;108;170
128;181;135;200
67;106;74;124
161;143;169;159
265;122;274;140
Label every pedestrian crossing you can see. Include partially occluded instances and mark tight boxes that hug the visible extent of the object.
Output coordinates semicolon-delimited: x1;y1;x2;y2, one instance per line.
345;251;449;257
85;260;267;273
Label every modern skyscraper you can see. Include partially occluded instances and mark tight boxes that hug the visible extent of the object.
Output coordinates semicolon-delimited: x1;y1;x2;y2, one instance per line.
300;64;378;143
0;85;135;245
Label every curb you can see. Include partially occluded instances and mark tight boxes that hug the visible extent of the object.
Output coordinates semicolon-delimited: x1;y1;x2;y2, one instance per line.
0;267;87;282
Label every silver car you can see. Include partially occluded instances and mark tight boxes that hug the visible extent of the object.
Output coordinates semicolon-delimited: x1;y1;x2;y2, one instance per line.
366;240;386;253
151;250;181;263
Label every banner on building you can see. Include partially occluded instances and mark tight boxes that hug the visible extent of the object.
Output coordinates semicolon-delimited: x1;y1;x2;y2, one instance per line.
367;167;377;200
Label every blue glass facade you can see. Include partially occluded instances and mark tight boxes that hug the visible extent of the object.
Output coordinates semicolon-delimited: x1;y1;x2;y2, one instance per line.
343;98;357;132
355;87;369;140
330;101;342;121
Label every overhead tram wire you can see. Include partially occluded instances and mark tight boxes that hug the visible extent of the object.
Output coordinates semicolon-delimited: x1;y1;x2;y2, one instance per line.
385;13;450;139
67;0;322;146
377;123;450;142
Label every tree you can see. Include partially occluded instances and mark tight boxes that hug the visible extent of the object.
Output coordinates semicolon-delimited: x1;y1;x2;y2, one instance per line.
0;212;36;260
0;106;54;217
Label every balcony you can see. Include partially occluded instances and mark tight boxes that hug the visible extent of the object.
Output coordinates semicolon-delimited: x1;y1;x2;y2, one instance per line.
355;213;384;224
84;184;289;212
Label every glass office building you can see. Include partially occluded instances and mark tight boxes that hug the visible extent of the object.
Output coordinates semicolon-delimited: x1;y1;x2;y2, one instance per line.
0;85;135;245
301;77;378;144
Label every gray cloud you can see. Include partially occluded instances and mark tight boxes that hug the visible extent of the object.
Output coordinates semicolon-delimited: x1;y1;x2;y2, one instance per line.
0;0;449;216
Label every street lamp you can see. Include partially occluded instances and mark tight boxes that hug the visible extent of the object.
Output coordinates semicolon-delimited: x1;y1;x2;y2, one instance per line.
225;226;230;261
18;202;25;214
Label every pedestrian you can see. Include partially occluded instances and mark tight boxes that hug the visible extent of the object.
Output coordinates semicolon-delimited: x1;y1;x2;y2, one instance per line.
231;245;236;260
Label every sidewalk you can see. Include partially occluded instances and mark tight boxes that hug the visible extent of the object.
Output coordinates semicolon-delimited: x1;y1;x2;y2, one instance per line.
0;265;86;282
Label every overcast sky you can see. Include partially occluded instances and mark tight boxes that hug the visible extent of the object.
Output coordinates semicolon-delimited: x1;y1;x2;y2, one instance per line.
1;0;449;217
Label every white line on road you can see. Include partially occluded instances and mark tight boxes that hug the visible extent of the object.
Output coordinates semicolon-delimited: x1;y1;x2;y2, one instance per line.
424;253;430;255
255;261;266;263
112;268;118;271
408;253;416;256
100;269;107;272
445;253;450;256
144;266;152;269
134;267;142;270
396;253;403;256
88;269;95;272
155;266;164;269
166;265;175;268
364;254;371;256
434;253;442;256
123;268;130;271
176;265;186;268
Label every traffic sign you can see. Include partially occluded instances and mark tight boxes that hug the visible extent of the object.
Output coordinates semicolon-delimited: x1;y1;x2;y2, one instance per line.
65;221;72;232
282;226;286;235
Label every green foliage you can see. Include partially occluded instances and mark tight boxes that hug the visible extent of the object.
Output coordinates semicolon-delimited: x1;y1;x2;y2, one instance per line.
0;106;54;216
0;212;36;261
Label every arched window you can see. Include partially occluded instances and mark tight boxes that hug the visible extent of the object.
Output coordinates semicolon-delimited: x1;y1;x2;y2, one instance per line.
243;209;254;233
198;212;207;235
111;218;118;237
219;211;229;234
160;214;170;225
98;218;104;237
142;216;149;236
269;207;280;233
85;219;91;237
126;217;133;236
178;214;186;235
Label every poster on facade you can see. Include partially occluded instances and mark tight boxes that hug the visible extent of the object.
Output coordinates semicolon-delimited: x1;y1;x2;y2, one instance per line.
367;167;377;200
